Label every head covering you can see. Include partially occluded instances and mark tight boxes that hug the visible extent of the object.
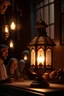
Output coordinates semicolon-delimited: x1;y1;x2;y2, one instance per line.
7;58;18;68
18;59;25;73
6;58;18;71
0;44;8;55
0;44;9;49
19;59;25;64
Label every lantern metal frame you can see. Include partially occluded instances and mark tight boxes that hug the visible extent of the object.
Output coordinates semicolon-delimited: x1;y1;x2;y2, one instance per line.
28;19;56;74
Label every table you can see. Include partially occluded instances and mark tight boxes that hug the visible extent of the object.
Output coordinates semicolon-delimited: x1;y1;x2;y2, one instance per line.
0;80;64;96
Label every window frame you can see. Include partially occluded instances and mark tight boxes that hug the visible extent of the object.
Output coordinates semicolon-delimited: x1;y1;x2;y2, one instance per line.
35;0;55;39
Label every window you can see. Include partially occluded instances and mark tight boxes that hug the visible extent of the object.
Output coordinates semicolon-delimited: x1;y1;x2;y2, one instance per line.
35;0;54;39
60;0;64;45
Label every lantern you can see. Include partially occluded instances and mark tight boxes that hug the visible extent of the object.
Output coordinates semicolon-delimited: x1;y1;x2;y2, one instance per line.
2;24;9;39
9;39;14;49
10;21;16;31
28;20;55;73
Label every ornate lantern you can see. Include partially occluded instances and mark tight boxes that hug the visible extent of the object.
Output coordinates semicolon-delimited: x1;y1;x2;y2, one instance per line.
28;19;55;74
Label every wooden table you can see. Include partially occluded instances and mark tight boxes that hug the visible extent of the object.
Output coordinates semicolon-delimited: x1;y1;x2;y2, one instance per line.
0;80;64;96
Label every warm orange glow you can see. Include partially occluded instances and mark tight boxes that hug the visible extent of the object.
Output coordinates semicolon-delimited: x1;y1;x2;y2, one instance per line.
24;55;27;60
10;22;16;30
5;25;9;33
37;48;44;66
9;40;14;48
31;49;35;66
37;55;45;65
46;49;51;67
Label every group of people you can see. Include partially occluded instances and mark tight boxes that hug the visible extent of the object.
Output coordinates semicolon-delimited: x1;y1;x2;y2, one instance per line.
0;44;28;83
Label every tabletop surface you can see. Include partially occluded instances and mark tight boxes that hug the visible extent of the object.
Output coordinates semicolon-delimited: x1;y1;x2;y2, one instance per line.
5;80;64;93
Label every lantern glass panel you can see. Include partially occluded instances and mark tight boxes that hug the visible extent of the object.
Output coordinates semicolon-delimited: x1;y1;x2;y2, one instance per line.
31;49;35;67
37;48;44;67
46;48;51;68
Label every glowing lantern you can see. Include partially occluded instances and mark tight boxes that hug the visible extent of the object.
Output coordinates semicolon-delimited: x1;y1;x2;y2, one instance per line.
9;40;14;48
10;21;16;30
24;55;28;61
28;20;55;71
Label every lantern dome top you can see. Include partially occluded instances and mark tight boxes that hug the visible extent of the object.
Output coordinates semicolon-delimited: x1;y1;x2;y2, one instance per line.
28;20;55;47
28;36;55;46
35;19;48;28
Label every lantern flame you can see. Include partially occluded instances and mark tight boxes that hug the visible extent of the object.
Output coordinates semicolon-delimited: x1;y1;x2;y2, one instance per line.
37;55;45;65
24;55;27;60
10;22;16;30
5;25;9;33
9;40;14;48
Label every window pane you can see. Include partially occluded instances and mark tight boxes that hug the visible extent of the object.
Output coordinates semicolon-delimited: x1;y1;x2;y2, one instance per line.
36;9;40;22
44;0;48;5
40;8;43;20
36;4;40;9
61;0;64;12
44;6;49;24
46;27;49;37
36;2;43;9
50;25;54;39
49;4;54;24
40;1;43;7
36;8;43;22
49;0;54;3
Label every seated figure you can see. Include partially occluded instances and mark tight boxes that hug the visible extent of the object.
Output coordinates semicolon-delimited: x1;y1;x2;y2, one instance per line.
18;59;29;80
6;58;24;82
0;44;9;83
